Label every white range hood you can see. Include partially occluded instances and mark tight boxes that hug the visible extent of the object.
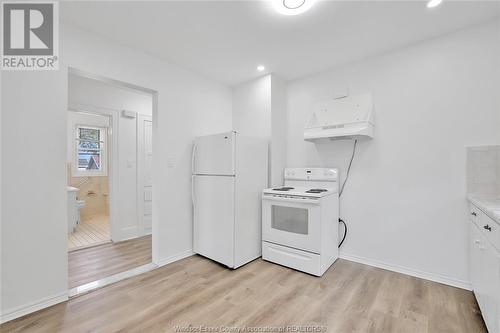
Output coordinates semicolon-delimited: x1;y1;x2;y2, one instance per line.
304;93;374;141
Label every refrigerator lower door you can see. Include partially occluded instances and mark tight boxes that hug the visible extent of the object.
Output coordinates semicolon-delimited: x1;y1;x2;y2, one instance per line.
193;175;235;267
193;131;235;176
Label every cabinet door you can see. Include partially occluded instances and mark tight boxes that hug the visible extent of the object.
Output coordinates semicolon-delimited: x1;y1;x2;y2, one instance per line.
471;221;500;333
470;223;485;309
469;223;487;312
483;239;500;333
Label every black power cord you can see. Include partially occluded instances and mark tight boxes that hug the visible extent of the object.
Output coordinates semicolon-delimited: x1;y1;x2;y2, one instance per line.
339;139;358;197
338;218;347;248
338;139;358;248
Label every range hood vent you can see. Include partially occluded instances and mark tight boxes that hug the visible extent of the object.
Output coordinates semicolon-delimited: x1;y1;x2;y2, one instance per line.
304;93;374;141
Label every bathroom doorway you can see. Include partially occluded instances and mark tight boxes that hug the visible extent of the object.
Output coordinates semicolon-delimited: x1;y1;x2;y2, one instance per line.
67;112;112;251
66;69;155;295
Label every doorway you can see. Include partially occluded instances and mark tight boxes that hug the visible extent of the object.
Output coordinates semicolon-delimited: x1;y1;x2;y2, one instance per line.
67;112;111;251
67;69;156;294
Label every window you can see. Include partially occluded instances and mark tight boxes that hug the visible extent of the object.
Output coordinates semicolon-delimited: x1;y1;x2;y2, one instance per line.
73;125;107;176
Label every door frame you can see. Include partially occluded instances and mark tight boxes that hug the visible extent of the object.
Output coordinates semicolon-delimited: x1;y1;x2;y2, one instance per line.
68;105;120;242
68;66;159;265
137;113;153;236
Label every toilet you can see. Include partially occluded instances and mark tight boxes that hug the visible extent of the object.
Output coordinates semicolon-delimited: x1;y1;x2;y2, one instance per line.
67;186;79;234
76;200;86;225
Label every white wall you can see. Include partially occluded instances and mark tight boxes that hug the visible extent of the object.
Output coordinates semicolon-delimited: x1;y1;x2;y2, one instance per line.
69;74;153;115
232;74;287;186
233;75;271;139
0;70;3;318
1;23;232;321
2;70;68;321
270;76;287;188
286;20;500;288
68;75;154;240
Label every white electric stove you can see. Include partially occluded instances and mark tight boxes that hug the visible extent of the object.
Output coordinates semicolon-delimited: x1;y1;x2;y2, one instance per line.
261;168;339;276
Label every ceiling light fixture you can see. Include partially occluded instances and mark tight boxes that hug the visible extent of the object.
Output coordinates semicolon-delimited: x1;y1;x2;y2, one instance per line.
427;0;443;8
257;65;265;72
273;0;315;16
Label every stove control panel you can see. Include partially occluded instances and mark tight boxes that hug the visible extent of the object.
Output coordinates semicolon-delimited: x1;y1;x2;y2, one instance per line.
284;168;338;181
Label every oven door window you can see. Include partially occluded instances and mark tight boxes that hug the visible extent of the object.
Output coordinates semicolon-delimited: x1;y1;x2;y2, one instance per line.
271;205;308;235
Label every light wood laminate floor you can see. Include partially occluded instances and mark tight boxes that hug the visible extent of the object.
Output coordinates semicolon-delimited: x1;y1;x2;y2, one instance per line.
68;235;152;288
68;214;111;251
2;256;485;333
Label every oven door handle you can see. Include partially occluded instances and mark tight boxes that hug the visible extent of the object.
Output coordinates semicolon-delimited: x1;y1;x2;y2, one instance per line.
262;195;320;205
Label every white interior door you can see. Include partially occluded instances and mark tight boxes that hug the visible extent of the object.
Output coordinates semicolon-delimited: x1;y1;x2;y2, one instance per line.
193;175;235;267
138;114;153;235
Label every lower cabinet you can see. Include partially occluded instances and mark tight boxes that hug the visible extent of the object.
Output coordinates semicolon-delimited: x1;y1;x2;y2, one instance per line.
469;205;500;333
470;223;483;307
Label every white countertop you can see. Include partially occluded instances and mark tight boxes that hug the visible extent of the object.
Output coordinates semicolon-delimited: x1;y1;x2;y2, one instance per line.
467;194;500;225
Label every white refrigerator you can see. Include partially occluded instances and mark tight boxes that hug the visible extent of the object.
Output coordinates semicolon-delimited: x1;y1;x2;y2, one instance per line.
192;131;268;268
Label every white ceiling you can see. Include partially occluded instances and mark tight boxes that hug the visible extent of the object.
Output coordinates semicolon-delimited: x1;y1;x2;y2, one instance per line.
61;1;500;86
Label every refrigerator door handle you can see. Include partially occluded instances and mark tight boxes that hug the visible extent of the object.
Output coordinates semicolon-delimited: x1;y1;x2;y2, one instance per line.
191;143;197;174
191;175;196;252
191;175;196;207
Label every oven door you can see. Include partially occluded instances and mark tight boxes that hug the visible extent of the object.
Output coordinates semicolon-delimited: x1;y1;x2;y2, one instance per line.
262;195;321;254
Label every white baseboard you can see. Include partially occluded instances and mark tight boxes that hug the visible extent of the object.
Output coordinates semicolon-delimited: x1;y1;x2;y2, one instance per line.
339;252;471;291
155;249;194;267
119;226;139;241
0;291;68;324
116;229;152;243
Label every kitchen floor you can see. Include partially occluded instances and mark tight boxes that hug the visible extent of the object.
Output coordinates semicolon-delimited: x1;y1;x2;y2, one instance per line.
3;256;486;333
68;214;110;251
68;235;151;288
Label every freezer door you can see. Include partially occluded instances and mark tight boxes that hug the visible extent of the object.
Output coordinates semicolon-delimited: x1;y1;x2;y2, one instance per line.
193;175;235;267
193;131;235;175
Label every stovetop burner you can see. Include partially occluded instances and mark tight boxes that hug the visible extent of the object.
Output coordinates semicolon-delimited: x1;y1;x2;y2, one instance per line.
305;188;328;193
272;187;295;191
